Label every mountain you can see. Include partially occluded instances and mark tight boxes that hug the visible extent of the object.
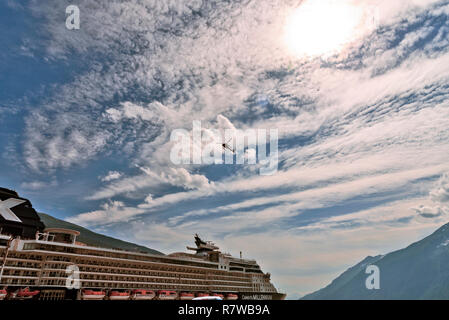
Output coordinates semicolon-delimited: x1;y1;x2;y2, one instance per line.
38;212;164;256
302;222;449;300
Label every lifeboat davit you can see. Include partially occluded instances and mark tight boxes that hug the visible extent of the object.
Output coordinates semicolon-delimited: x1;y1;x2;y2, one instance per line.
157;290;177;300
81;289;106;300
179;292;195;300
226;293;238;300
108;290;131;300
131;289;156;300
0;288;7;300
12;287;40;299
196;292;209;297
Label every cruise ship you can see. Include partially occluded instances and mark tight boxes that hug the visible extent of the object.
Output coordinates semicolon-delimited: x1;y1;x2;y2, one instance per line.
0;188;286;300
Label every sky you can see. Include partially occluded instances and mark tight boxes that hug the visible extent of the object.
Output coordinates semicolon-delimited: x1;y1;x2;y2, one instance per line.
1;0;449;299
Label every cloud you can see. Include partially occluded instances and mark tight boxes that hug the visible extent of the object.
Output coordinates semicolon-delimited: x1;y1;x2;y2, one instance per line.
413;173;449;219
140;167;212;190
19;0;449;178
72;163;446;229
100;171;123;182
104;102;163;123
413;205;445;218
430;173;449;203
20;180;57;190
67;201;145;227
87;166;211;200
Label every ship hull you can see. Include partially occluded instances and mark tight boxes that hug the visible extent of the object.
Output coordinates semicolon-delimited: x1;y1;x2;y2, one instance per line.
0;229;285;301
240;292;287;300
0;286;286;301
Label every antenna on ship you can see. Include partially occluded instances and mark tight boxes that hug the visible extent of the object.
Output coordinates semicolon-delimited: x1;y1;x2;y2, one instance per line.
240;251;242;259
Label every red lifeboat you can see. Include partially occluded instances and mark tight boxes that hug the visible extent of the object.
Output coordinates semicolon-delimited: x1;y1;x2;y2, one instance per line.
0;288;7;300
108;290;131;300
226;293;238;300
157;290;177;300
14;287;40;299
179;292;195;300
212;293;224;299
81;289;106;300
132;289;156;300
196;292;209;297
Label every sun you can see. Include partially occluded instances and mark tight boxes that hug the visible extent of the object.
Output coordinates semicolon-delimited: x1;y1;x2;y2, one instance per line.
284;0;365;58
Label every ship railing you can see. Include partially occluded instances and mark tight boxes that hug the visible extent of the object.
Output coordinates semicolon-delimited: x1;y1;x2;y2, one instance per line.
230;258;257;264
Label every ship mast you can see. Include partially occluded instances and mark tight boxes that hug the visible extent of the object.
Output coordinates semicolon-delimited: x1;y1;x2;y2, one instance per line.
187;234;220;256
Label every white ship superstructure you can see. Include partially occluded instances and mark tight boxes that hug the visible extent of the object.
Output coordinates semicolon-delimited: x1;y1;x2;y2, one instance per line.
0;188;285;300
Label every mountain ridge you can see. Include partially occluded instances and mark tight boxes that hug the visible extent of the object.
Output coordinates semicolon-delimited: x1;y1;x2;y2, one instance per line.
302;222;449;300
38;212;164;256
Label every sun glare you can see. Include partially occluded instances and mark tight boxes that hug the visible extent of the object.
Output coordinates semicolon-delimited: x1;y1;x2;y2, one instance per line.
284;0;365;58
